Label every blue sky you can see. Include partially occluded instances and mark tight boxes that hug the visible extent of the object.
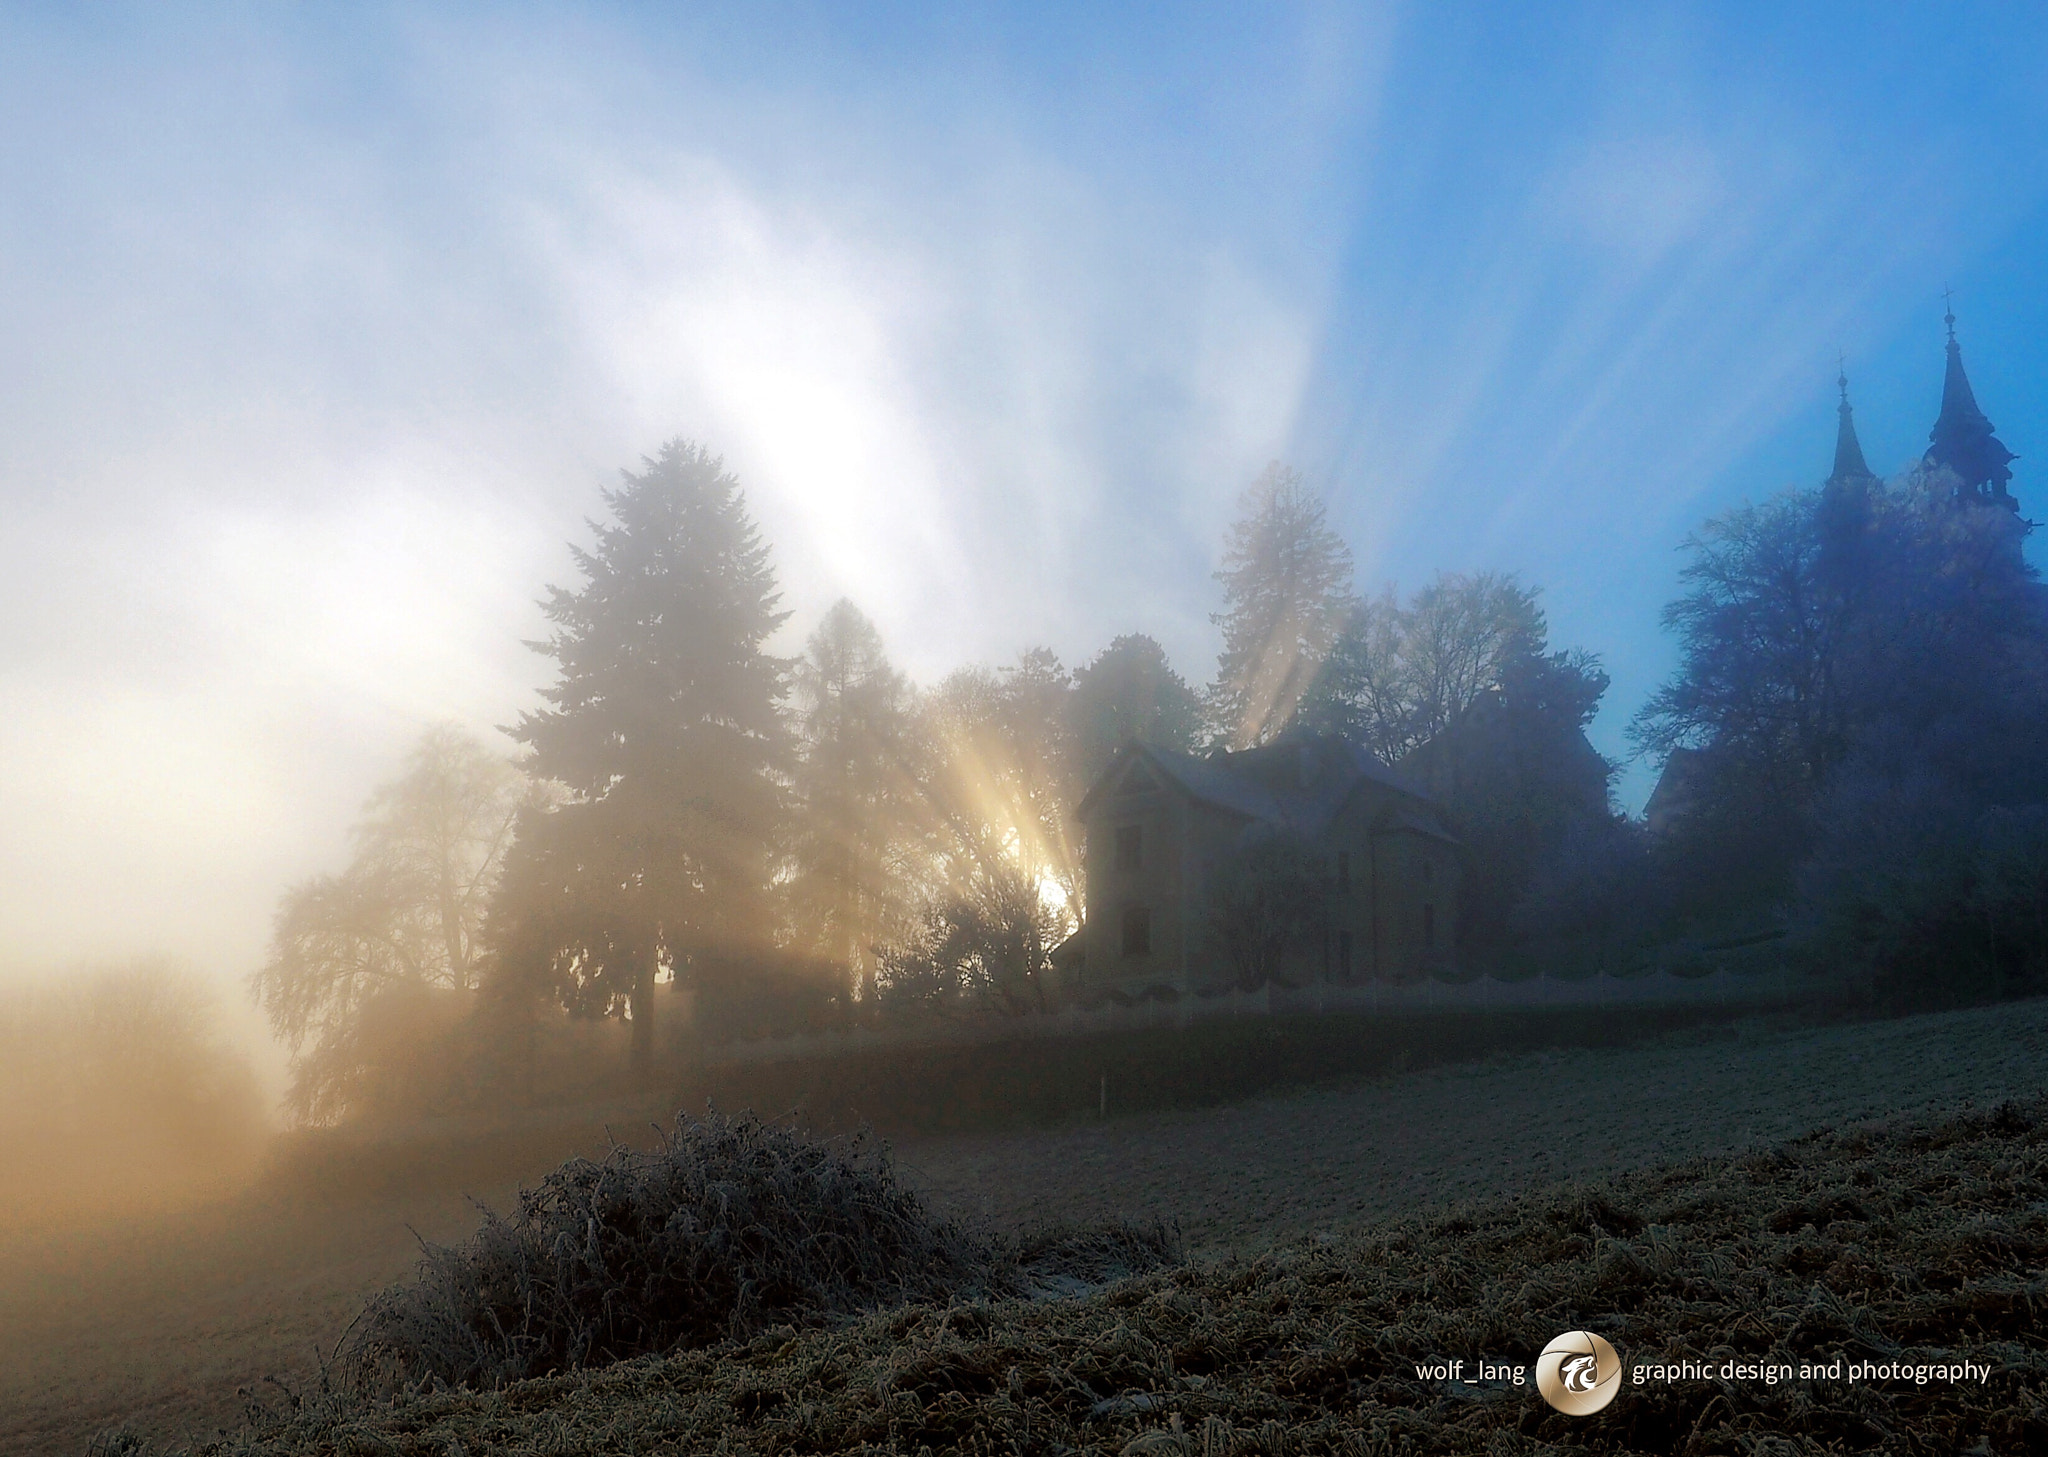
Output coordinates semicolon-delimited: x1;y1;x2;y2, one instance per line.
3;2;2045;989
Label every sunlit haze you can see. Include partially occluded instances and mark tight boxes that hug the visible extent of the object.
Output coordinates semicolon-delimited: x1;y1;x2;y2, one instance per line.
4;1;2045;1017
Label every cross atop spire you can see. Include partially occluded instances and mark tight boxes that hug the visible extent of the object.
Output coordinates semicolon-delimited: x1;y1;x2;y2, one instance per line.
1943;284;1956;341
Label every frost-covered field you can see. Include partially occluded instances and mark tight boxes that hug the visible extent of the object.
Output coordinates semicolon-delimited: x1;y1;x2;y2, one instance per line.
6;997;2047;1455
893;998;2048;1252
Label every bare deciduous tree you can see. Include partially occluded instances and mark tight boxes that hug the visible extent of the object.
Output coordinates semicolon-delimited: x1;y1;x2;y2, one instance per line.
1304;572;1548;761
919;649;1083;930
873;855;1067;1017
1204;831;1327;992
251;725;528;1123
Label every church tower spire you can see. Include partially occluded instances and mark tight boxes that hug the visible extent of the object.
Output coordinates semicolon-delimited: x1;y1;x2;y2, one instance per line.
1827;364;1877;492
1925;296;2019;511
1819;364;1876;573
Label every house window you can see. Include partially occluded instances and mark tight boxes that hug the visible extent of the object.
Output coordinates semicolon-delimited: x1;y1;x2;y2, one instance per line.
1336;851;1351;892
1120;905;1152;958
1423;903;1435;948
1337;929;1353;980
1115;824;1143;872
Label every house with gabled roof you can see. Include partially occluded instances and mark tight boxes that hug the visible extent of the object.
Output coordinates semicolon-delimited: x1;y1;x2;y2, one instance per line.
1067;732;1461;1003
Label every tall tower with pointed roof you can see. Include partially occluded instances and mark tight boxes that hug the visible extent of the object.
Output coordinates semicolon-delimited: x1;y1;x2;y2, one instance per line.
1826;367;1879;494
1819;367;1878;574
1925;301;2019;511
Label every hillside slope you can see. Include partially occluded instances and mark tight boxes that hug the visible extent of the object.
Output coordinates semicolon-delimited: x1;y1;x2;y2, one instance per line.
132;1097;2048;1456
11;997;2048;1455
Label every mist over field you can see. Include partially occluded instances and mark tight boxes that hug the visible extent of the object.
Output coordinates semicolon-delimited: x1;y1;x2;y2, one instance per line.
0;962;266;1233
6;5;2045;996
6;5;2048;1455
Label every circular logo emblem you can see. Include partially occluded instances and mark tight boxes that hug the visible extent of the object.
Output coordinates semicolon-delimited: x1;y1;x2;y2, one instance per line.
1536;1330;1621;1415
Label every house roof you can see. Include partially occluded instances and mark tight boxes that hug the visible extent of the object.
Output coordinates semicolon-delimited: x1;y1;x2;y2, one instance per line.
1076;733;1446;841
1134;749;1283;821
1643;745;1704;836
1373;805;1463;844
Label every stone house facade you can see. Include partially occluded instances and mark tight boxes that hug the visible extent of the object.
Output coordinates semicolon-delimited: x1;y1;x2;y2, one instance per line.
1066;734;1461;1002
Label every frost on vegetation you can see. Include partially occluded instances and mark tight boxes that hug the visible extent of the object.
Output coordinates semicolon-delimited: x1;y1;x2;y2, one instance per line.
91;1097;2048;1457
336;1109;1179;1390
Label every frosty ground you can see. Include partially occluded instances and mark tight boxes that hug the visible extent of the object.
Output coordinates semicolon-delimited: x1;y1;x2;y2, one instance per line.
4;998;2046;1455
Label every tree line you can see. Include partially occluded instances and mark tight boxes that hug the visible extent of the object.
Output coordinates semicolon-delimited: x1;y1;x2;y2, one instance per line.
1631;463;2048;1006
251;439;2048;1123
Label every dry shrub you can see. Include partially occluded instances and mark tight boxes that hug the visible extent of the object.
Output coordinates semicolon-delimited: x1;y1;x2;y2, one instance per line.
129;1097;2048;1456
339;1110;1177;1389
0;959;266;1231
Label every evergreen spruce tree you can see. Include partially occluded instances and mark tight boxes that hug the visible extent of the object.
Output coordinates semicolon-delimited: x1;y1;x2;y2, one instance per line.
494;441;790;1075
1068;634;1203;789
